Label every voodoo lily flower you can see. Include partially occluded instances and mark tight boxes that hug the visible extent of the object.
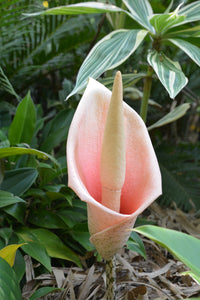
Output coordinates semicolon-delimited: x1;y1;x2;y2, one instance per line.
67;72;162;260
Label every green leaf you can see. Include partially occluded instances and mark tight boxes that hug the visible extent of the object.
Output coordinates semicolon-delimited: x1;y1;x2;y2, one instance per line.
30;287;63;300
25;2;124;17
0;168;38;196
67;29;147;99
169;38;200;67
147;50;188;98
9;91;36;145
122;0;154;32
29;209;67;229
0;147;59;166
3;203;26;224
150;12;185;34
0;190;25;208
16;228;81;267
0;257;22;300
41;108;74;152
148;103;190;130
127;231;146;259
179;1;200;24
134;225;200;279
21;242;51;272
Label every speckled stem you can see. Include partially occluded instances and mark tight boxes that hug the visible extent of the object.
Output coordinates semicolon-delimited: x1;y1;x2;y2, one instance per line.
105;257;116;300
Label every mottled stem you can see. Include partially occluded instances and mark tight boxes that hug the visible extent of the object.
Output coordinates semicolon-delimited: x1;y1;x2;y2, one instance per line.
106;257;116;300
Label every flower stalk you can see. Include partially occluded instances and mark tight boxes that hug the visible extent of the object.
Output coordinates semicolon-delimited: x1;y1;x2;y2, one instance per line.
140;65;154;123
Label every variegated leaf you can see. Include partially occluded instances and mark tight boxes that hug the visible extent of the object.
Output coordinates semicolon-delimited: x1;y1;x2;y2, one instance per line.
179;1;200;24
169;38;200;67
147;50;188;99
24;2;124;17
122;0;154;32
67;29;147;99
148;103;190;130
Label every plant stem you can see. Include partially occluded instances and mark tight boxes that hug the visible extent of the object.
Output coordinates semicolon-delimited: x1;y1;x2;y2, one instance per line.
140;65;153;123
106;257;116;300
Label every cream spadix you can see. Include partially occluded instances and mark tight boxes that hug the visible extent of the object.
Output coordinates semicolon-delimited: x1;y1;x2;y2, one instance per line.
100;71;126;212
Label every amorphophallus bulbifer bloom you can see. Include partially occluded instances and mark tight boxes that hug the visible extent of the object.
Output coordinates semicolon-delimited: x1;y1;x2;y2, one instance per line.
67;71;162;260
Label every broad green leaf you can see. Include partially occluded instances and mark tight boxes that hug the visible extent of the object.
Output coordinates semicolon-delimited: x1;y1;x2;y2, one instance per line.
148;103;190;130
30;287;64;300
3;203;26;224
67;29;147;99
0;190;25;208
169;38;200;67
24;2;124;17
20;242;51;272
0;257;22;300
17;228;81;267
100;73;145;90
0;168;38;196
147;50;188;98
41;108;74;152
134;225;200;279
122;0;154;32
0;147;59;166
0;244;24;267
29;209;67;229
179;1;200;24
9;91;36;145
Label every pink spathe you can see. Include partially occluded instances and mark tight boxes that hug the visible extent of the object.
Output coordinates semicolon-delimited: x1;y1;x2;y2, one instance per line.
67;75;162;260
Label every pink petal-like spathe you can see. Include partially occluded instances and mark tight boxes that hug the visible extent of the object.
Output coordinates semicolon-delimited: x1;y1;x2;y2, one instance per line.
67;78;162;260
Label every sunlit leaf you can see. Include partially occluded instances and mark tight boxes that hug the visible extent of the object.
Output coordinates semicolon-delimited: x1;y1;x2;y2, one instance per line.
134;225;200;279
148;103;190;130
67;29;147;99
24;2;124;17
16;228;81;267
147;50;188;98
9;91;36;145
0;244;24;267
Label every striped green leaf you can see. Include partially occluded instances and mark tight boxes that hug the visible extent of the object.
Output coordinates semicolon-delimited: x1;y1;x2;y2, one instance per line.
147;50;188;99
148;103;190;131
169;38;200;67
67;29;147;99
122;0;154;32
24;2;124;17
150;13;185;34
179;1;200;24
